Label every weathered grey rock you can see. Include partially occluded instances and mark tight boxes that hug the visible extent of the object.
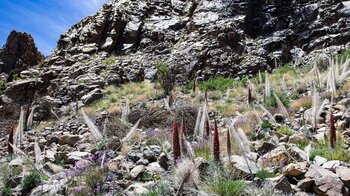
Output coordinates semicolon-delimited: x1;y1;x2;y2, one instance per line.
143;150;157;162
284;162;308;177
296;178;315;192
314;156;327;166
336;166;350;188
81;88;104;105
314;175;348;196
305;164;338;179
66;151;90;164
58;134;81;146
130;165;145;179
266;176;292;193
231;155;260;175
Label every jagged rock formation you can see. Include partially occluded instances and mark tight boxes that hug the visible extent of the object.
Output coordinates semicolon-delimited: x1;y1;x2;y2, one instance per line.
2;0;350;121
0;30;44;74
47;0;350;81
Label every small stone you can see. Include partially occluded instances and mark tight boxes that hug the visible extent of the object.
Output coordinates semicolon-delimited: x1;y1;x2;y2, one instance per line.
58;134;81;146
296;178;314;192
266;175;292;193
130;165;145;179
127;152;142;163
314;156;327;166
274;114;285;123
158;152;169;170
143;150;157;162
284;162;308;177
66;151;90;164
136;159;149;166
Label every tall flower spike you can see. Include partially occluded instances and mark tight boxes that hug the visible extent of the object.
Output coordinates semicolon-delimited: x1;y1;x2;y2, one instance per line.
172;120;181;164
8;124;15;157
192;79;196;93
213;120;220;161
247;83;252;105
226;128;231;157
329;107;336;148
182;118;187;137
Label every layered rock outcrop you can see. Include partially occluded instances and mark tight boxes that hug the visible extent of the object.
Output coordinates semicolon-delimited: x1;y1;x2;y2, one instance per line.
0;30;44;74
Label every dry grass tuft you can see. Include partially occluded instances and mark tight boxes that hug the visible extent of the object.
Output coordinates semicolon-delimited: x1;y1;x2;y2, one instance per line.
289;96;312;111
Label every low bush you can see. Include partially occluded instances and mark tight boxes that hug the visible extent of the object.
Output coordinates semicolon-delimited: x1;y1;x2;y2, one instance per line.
276;126;294;136
21;171;41;194
212;180;246;196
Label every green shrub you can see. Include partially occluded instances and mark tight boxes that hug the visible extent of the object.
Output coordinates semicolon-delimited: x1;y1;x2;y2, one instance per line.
21;171;41;194
256;170;275;180
1;187;12;196
155;61;175;95
199;77;244;92
276;126;294;136
0;80;6;95
212;180;246;196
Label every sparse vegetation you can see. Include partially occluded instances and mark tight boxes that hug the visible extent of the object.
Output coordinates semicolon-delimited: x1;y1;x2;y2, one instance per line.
21;171;41;194
155;60;175;95
0;80;6;95
256;170;275;180
276;126;294;136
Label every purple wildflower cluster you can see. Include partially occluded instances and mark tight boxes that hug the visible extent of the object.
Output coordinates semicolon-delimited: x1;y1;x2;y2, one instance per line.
58;151;120;195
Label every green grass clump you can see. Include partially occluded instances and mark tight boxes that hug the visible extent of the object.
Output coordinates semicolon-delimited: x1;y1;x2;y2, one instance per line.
261;120;273;130
199;77;245;92
0;80;6;95
212;180;246;196
273;64;296;75
256;170;275;180
264;91;290;108
1;187;12;196
276;126;294;136
21;171;41;194
310;138;350;162
194;143;211;160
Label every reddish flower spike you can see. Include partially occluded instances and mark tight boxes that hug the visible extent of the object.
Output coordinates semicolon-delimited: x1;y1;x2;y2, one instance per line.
226;128;231;157
330;110;336;148
213;120;220;161
172;120;181;163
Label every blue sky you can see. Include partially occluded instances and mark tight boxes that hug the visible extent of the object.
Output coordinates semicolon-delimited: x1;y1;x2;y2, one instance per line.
0;0;108;55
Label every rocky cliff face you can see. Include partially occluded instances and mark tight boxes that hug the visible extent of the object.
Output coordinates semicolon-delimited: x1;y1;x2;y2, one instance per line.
48;0;350;81
0;30;44;74
2;0;350;120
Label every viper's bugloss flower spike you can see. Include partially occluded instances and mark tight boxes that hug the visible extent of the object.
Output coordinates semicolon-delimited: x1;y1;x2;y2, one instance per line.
226;128;231;157
172;119;181;164
182;118;187;137
247;83;252;105
192;79;196;93
205;119;210;138
213;120;220;162
330;109;336;148
8;124;15;156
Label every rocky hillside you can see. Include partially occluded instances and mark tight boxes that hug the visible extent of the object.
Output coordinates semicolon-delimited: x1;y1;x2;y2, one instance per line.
2;0;350;195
